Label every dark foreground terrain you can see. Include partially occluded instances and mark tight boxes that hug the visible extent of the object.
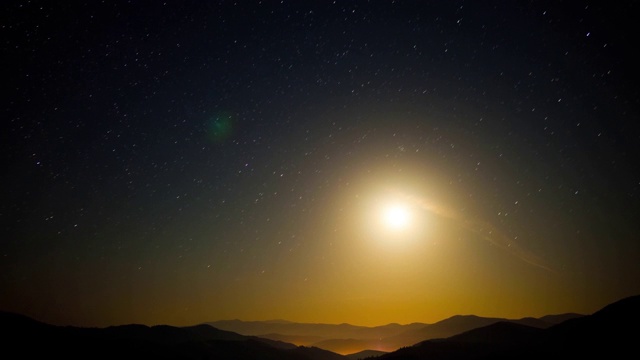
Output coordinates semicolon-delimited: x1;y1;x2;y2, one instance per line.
377;294;640;359
2;294;638;359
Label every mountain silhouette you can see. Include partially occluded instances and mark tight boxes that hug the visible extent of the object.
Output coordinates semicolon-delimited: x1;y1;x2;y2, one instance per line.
255;333;329;346
376;294;640;359
207;319;426;340
209;312;583;354
3;295;635;359
378;313;569;350
311;338;376;355
446;321;543;344
346;349;388;360
0;311;346;360
537;313;584;325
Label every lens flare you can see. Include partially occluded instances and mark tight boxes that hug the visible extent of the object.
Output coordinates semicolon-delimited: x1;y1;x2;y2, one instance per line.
388;189;554;272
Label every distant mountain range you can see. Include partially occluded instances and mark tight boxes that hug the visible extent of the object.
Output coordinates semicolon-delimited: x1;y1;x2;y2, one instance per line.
207;312;582;354
2;295;637;359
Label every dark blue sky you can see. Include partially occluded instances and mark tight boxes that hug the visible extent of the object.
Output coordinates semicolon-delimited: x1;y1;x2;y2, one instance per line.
2;1;639;327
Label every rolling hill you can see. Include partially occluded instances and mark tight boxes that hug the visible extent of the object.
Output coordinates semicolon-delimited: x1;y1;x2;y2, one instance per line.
377;294;640;359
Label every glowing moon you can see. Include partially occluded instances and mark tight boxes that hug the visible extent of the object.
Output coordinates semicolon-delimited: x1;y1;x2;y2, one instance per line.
382;205;411;230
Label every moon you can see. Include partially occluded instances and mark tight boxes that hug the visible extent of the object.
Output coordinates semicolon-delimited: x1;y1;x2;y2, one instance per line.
382;204;412;230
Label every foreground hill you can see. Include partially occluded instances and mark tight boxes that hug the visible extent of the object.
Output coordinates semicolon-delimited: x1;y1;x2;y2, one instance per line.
0;312;346;360
377;294;640;359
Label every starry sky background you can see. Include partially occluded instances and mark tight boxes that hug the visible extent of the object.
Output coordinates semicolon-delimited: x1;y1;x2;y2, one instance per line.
2;1;640;328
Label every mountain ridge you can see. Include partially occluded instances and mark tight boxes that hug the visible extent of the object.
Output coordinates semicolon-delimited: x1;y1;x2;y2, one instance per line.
0;311;347;360
207;311;584;354
377;294;640;359
3;295;636;359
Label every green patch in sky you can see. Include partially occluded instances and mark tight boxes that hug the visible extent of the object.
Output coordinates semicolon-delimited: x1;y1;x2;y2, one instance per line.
207;112;235;143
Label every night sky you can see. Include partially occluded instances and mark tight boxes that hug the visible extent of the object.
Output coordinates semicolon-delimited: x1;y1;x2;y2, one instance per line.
3;1;640;328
